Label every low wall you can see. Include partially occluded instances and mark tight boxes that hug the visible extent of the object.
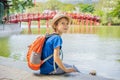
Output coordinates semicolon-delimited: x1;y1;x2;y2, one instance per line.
0;23;22;37
0;56;113;80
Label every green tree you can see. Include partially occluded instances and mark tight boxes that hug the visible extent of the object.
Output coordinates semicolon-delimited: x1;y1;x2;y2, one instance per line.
9;0;33;14
60;4;74;12
81;4;94;13
45;0;61;10
76;4;94;13
110;1;120;18
26;2;45;13
94;0;117;13
26;1;75;13
94;0;119;25
93;10;104;17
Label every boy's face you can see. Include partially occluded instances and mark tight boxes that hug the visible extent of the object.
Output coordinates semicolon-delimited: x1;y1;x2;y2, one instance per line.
56;18;69;34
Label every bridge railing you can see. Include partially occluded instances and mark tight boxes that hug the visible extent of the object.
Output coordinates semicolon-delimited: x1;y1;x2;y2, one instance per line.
9;13;100;24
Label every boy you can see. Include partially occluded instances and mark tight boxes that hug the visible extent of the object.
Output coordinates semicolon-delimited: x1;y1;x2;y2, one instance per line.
40;13;79;75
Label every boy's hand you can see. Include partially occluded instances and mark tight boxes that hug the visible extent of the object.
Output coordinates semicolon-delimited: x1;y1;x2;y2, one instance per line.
65;68;76;73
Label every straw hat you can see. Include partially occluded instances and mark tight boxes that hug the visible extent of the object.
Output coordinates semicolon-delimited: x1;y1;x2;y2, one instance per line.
51;13;72;28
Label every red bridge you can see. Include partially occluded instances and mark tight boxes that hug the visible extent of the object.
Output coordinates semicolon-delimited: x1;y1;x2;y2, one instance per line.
8;12;100;34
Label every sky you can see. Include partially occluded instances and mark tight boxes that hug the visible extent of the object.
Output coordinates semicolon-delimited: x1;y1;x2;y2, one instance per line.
35;0;99;4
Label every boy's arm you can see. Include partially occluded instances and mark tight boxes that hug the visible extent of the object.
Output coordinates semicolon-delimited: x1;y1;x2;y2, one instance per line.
53;47;75;73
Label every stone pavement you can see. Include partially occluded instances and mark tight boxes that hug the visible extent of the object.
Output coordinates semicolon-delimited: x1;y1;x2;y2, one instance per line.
0;56;114;80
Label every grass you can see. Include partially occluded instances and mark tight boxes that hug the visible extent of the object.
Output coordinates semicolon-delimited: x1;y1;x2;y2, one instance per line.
0;37;10;57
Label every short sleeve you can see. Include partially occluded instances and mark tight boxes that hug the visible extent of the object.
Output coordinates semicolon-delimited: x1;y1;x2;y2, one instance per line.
53;35;62;49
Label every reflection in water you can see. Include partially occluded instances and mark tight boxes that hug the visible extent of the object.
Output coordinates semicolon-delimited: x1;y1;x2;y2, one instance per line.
62;34;120;80
0;37;10;57
1;34;120;80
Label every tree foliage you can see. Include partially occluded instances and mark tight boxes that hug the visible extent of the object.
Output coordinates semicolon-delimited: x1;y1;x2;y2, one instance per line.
78;4;94;13
60;4;75;12
6;0;120;25
46;0;61;10
109;1;120;18
9;0;33;14
26;1;94;13
93;0;119;24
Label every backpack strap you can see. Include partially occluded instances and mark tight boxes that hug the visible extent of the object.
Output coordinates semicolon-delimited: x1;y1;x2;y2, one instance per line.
41;34;56;63
44;33;62;73
53;49;63;73
45;33;59;39
60;49;63;60
42;54;53;63
42;51;62;73
53;59;56;72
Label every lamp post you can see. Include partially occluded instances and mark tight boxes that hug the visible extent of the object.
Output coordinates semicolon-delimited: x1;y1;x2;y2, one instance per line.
0;2;4;30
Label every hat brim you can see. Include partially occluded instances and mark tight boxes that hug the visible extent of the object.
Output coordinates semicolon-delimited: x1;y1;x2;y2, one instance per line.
51;14;72;28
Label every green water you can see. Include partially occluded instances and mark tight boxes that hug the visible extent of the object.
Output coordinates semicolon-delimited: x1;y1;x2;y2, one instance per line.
97;26;120;38
21;25;120;39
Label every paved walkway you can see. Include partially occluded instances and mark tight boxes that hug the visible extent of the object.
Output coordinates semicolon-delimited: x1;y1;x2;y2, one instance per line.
0;56;114;80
